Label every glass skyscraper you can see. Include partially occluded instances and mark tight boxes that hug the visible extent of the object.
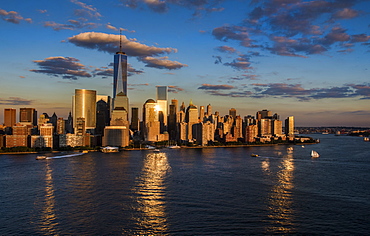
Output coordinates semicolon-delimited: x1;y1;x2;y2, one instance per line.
113;51;127;98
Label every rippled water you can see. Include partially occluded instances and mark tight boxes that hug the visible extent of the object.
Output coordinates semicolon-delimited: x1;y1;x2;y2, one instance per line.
1;134;370;235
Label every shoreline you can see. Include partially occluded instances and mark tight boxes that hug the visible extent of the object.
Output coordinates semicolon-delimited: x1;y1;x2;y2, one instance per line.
0;142;317;155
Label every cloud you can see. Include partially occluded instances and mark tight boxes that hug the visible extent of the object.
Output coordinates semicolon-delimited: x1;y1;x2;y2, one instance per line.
223;54;252;70
215;45;237;54
210;0;368;60
106;23;136;33
122;0;225;15
128;64;144;75
67;32;177;57
212;25;254;47
332;8;359;20
30;56;92;80
71;0;101;18
0;8;32;24
0;97;33;105
198;84;234;90
168;85;184;93
138;56;188;70
44;18;98;31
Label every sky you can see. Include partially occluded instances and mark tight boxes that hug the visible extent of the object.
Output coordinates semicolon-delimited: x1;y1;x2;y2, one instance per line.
1;0;370;127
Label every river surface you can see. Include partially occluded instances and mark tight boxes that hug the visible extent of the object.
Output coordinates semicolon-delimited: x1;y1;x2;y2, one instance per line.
1;134;370;235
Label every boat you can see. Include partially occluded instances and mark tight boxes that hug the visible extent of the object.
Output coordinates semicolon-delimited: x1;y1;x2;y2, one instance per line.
169;145;181;149
153;149;161;153
364;137;369;142
82;150;89;153
36;155;47;160
251;154;259;157
287;147;293;151
311;150;320;158
101;146;119;153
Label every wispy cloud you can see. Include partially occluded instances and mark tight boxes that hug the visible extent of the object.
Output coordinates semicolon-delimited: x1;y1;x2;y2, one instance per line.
168;85;184;93
70;0;101;19
0;97;33;105
122;0;224;16
0;8;31;24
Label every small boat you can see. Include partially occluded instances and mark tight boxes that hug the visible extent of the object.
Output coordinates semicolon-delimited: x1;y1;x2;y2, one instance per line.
82;150;89;153
364;137;369;142
153;149;161;153
251;154;259;157
101;146;119;153
287;147;293;151
311;150;320;158
301;145;305;148
36;155;47;160
169;145;181;149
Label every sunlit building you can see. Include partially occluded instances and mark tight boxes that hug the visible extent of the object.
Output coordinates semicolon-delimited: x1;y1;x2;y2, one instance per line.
157;86;168;132
4;108;16;127
73;89;96;132
285;116;295;137
19;108;37;126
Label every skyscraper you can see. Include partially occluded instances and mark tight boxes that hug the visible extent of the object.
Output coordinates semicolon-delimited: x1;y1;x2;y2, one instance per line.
73;89;96;132
19;108;37;126
156;86;168;132
4;108;16;127
285;116;295;137
113;33;128;98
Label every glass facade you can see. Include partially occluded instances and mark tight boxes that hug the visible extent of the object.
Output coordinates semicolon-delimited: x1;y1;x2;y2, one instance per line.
113;52;128;98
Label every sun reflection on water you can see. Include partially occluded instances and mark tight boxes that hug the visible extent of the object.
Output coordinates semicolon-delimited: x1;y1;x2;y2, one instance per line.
263;152;295;234
38;162;59;234
132;151;171;235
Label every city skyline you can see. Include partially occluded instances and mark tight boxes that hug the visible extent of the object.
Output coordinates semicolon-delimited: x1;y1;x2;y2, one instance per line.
1;0;370;127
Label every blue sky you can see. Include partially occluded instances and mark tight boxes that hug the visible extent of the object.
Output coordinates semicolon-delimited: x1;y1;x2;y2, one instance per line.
1;0;370;127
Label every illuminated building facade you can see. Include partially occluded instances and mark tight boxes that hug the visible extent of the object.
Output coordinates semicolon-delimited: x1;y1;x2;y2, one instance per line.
72;89;96;132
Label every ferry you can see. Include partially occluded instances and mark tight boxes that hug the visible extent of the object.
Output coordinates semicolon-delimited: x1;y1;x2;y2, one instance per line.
101;146;119;153
36;155;47;160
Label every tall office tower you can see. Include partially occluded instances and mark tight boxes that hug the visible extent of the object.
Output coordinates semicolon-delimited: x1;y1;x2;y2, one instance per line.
171;99;178;112
66;112;73;134
130;107;139;131
285;116;295;137
206;104;212;116
229;108;237;119
185;101;198;141
49;113;58;132
234;115;243;138
256;109;272;120
4;108;16;127
199;106;205;121
168;104;177;140
19;108;37;126
96;96;111;135
56;117;65;134
142;99;159;141
113;33;128;99
156;86;168;132
73;89;96;132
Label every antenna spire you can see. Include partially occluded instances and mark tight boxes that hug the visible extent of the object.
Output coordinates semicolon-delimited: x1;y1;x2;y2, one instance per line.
119;29;122;53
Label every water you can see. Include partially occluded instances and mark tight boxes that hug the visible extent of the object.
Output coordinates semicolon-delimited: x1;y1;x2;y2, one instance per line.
1;134;370;235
